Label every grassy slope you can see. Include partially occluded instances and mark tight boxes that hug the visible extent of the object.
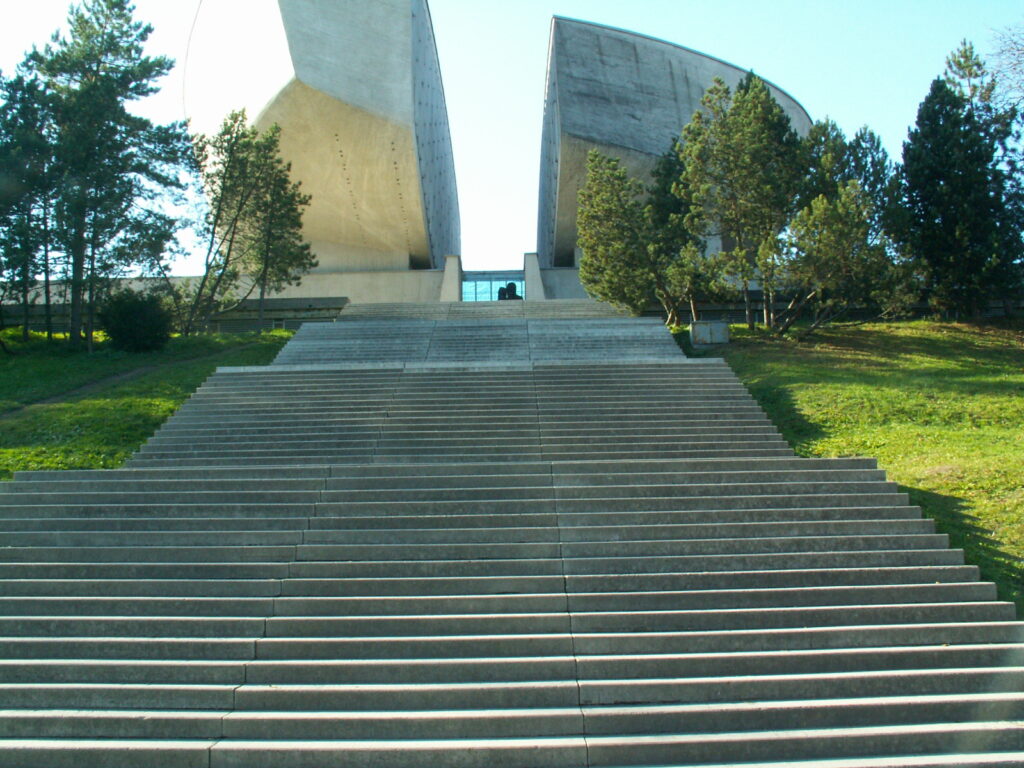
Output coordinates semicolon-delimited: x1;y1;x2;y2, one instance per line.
0;329;290;414
716;321;1023;609
0;331;291;480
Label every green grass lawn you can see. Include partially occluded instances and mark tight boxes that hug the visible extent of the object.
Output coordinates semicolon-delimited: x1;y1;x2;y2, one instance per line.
0;328;288;414
711;320;1024;609
0;330;291;480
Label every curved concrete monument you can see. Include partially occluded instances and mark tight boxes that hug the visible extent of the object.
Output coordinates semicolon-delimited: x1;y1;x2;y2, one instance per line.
184;0;459;302
537;17;813;270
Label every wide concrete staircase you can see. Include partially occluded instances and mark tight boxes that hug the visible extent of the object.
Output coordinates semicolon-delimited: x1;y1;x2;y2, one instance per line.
0;300;1022;767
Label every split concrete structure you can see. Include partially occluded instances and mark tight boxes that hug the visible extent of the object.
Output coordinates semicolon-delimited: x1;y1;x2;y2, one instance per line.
538;17;813;271
180;7;817;304
184;0;460;303
0;303;1022;764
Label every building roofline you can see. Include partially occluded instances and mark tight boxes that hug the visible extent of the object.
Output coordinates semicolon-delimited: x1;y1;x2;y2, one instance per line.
550;15;812;125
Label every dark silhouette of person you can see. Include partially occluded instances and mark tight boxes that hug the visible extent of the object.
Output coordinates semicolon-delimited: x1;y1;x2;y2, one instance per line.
506;282;523;300
497;286;508;300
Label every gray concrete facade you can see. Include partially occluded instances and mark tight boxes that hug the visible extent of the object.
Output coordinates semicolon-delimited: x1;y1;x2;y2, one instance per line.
538;17;813;268
412;0;461;266
186;0;459;277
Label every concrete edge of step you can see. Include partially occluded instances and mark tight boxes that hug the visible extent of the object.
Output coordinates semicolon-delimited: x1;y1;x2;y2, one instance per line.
217;357;725;374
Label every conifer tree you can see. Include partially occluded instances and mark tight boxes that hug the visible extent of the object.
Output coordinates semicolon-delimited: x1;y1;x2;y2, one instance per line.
32;0;189;348
0;70;54;341
902;68;1020;318
681;74;801;328
577;146;726;326
243;129;316;327
779;180;889;337
173;111;315;333
944;40;997;107
577;150;653;317
846;126;901;242
798;119;850;209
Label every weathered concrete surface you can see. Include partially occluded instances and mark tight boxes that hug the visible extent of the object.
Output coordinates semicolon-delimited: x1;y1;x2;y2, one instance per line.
524;254;547;300
538;17;813;268
540;268;590;299
185;0;459;277
438;256;463;302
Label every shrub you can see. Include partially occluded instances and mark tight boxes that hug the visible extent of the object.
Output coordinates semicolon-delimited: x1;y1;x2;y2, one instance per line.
98;290;173;352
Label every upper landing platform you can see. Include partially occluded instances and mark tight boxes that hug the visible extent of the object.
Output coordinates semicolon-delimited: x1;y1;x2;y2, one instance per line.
258;300;691;369
334;299;628;321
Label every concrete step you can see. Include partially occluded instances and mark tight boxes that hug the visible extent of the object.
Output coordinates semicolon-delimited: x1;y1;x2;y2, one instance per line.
0;316;1017;767
0;583;992;618
225;669;1024;710
11;648;1020;690
0;565;979;600
9;692;1022;741
574;622;1024;654
0;517;311;532
584;722;1024;765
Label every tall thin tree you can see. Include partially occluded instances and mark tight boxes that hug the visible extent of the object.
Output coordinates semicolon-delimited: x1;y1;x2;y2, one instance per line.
33;0;188;348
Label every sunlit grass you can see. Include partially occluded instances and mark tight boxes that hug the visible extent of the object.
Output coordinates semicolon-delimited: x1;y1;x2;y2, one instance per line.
716;320;1024;610
0;331;291;480
0;328;290;414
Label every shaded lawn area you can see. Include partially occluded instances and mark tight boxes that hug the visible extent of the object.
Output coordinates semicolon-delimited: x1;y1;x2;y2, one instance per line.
0;328;289;414
0;331;291;480
717;320;1024;610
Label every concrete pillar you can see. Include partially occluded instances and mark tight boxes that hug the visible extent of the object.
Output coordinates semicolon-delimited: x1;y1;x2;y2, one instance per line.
523;252;547;301
439;254;463;302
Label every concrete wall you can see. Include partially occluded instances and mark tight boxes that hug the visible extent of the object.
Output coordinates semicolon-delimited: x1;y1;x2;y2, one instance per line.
538;17;813;269
540;268;590;299
184;0;460;279
412;0;461;265
268;271;445;304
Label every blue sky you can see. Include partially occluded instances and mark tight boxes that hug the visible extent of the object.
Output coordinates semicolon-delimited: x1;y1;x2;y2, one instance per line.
1;0;1021;272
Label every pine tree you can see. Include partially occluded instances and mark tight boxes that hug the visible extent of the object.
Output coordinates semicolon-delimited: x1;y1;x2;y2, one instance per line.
32;0;188;348
846;126;901;242
243;128;316;327
174;111;315;333
902;78;1007;317
944;40;997;107
798;119;850;209
780;180;889;337
0;70;53;341
945;40;1023;314
681;74;801;328
577;150;653;317
576;146;726;326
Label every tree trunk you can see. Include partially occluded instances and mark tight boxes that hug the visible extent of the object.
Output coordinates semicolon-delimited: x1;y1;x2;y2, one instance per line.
86;239;96;353
655;287;681;330
762;287;778;329
689;296;699;323
742;283;753;330
774;290;817;336
67;221;87;350
258;272;268;333
43;204;53;342
20;254;30;343
0;298;13;355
